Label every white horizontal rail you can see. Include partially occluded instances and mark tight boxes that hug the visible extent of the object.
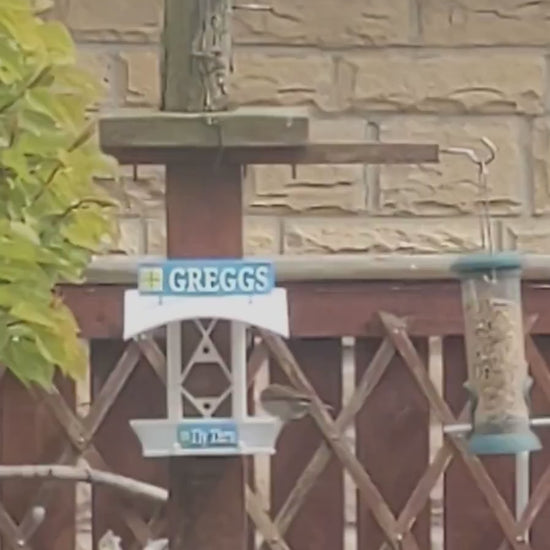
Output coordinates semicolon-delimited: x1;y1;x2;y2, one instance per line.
84;254;550;284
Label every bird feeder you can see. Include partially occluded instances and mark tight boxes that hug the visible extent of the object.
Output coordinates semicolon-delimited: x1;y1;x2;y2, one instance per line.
124;259;289;457
451;252;541;455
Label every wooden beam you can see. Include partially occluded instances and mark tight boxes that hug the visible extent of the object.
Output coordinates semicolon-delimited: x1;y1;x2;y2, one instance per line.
162;0;232;111
83;254;550;284
99;108;309;149
164;161;248;550
98;109;438;165
103;142;439;166
60;280;550;339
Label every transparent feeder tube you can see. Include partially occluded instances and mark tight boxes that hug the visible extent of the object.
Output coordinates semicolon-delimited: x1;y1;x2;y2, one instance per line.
455;254;541;455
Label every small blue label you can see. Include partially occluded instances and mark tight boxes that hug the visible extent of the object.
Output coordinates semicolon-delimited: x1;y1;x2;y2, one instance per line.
177;420;240;450
137;259;275;297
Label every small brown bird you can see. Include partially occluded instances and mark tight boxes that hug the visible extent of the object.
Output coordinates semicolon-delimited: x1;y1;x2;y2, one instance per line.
259;383;332;422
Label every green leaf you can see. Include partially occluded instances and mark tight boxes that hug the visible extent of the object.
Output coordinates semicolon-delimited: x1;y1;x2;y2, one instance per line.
10;301;59;329
0;0;118;387
37;21;74;65
0;0;32;11
2;337;55;388
0;260;53;285
10;220;40;244
61;207;113;250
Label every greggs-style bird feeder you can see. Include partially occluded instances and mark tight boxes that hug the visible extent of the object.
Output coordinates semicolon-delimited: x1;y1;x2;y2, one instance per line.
443;138;541;455
124;259;290;457
451;252;541;455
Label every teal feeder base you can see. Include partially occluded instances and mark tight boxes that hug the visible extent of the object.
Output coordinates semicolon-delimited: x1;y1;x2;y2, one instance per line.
467;430;542;455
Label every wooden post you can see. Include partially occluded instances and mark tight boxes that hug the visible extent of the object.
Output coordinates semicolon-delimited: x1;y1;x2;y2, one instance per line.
165;161;247;550
162;0;232;112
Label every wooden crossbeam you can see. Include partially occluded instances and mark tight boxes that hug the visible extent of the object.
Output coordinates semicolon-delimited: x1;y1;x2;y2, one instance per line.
495;334;550;550
257;337;396;549
379;312;531;550
259;329;418;550
105;142;440;166
99;108;438;166
0;505;32;550
13;342;155;548
255;315;476;550
377;402;469;550
246;486;291;550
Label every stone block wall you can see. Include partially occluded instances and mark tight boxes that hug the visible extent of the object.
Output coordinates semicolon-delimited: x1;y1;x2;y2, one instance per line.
54;0;550;256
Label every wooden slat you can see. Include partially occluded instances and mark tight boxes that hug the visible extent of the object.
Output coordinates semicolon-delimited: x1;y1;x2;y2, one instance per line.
136;339;168;385
380;314;527;550
443;336;517;550
260;331;413;550
270;339;344;550
62;281;550;340
265;338;395;547
246;486;291;550
523;336;550;548
86;446;163;547
0;373;75;550
91;340;168;548
100;108;309;149
103;143;439;166
12;341;149;549
0;505;30;550
357;338;430;550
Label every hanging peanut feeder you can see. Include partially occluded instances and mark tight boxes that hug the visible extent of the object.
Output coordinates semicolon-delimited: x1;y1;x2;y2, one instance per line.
451;253;541;455
444;138;541;455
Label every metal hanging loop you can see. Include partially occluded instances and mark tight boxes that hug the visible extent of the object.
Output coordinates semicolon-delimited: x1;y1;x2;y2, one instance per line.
440;137;497;253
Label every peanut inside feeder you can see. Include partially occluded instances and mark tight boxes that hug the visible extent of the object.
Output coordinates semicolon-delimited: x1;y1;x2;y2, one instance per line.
452;252;541;455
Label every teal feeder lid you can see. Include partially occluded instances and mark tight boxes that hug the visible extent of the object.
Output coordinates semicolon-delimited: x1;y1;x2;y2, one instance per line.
467;430;541;456
450;252;522;276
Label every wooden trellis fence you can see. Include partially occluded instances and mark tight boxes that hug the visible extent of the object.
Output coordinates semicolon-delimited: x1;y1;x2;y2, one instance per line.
3;262;550;549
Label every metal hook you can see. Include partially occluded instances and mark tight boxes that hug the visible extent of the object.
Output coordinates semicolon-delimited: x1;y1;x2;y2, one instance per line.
440;136;496;169
440;137;498;254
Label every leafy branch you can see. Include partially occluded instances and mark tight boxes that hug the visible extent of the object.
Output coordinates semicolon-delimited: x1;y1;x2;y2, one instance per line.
0;1;119;387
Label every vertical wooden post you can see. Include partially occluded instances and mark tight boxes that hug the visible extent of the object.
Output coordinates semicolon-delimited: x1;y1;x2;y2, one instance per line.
165;162;247;549
162;0;232;112
162;2;244;547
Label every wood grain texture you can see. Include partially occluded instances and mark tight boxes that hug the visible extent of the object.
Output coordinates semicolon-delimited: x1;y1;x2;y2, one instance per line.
60;280;550;339
162;0;232;111
90;340;168;548
527;335;550;548
99;108;309;148
0;374;75;550
356;337;430;550
103;142;439;165
165;159;247;550
443;336;515;550
270;338;344;550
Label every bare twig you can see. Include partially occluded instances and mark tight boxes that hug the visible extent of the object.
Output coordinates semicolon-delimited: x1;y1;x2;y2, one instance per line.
0;465;168;503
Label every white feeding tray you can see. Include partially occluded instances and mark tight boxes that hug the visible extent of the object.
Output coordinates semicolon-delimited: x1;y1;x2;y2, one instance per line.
123;287;289;339
130;417;283;457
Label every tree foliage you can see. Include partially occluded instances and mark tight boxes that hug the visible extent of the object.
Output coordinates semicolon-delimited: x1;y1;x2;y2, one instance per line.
0;0;118;387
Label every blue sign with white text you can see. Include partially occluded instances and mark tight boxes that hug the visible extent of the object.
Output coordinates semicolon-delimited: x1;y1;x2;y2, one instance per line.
137;259;275;297
177;420;240;450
